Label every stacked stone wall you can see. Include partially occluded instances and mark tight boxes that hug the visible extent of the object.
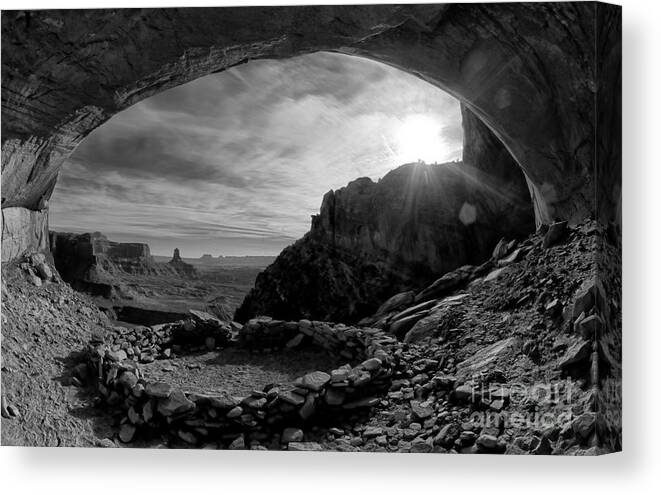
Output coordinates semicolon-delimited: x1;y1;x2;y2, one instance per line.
83;316;401;448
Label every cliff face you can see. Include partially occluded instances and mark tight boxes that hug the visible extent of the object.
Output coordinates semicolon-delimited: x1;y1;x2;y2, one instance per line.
49;232;196;297
236;155;535;323
313;157;534;277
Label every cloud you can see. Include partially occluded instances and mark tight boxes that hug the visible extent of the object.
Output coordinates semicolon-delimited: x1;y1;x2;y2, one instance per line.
50;52;461;256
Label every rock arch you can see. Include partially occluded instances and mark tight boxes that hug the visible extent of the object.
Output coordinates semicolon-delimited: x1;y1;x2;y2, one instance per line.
1;4;621;260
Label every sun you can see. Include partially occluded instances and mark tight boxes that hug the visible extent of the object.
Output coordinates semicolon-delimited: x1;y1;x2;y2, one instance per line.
395;114;445;164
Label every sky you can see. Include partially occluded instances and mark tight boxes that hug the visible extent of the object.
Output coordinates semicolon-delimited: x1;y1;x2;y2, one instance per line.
49;52;462;257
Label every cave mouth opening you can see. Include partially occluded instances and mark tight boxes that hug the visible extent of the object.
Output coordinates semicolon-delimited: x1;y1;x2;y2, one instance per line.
46;51;535;327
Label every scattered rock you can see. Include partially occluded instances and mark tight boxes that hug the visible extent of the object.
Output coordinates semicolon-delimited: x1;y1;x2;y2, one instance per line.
498;248;523;266
575;314;603;340
285;333;304;348
157;390;195;416
106;349;127;362
118;424;136;443
296;371;330;392
375;291;416;316
476;434;499;451
572;412;596;441
178;430;197;444
116;371;138;390
96;438;117;448
363;426;384;438
492;238;509;260
410;400;434;420
145;381;172;398
227;406;243;419
542;221;568;248
434;423;461;448
281;427;304;443
415;266;473;303
483;267;508;283
288;441;323;451
228;435;245;450
453;384;475;403
558;338;592;372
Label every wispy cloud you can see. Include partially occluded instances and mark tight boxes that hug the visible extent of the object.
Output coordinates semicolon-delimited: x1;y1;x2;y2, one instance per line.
50;52;461;256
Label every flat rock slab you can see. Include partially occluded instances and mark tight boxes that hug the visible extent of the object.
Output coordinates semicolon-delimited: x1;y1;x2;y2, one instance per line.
456;337;520;378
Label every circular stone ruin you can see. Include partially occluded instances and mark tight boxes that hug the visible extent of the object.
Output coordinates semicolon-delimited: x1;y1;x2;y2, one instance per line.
83;311;401;449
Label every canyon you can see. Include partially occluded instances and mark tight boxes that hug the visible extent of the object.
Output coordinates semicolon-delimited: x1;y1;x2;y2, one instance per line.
49;231;272;326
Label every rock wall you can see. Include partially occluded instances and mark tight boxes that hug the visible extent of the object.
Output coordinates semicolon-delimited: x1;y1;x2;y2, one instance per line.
460;104;536;232
1;4;622;262
1;207;49;261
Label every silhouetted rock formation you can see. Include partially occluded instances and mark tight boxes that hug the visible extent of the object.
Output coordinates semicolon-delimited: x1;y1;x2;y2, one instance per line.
167;248;197;277
236;155;534;324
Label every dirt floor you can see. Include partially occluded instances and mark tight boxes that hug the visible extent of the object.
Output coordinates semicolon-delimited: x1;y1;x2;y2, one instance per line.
140;348;344;396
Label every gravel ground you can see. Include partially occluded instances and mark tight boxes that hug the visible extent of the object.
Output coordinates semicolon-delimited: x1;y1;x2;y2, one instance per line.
1;263;115;447
140;347;345;396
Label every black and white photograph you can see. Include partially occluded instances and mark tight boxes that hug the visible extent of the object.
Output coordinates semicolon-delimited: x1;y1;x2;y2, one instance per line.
0;0;625;467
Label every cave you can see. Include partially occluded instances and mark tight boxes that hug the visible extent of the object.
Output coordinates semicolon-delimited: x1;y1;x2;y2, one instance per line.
1;4;621;262
1;4;622;454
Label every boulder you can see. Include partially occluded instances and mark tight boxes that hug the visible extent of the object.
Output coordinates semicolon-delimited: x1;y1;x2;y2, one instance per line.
456;337;519;378
542;221;568;248
434;423;461;448
404;297;467;344
228;435;245;450
375;291;416;316
208;393;239;409
157;390;195;416
476;434;500;452
415;265;474;303
558;338;592;372
145;381;172;399
116;371;138;390
575;314;603;339
288;442;323;451
498;248;523;266
570;279;598;319
281;428;304;443
410;400;434;420
295;371;331;392
118;424;136;443
389;313;428;340
572;412;596;441
453;384;475;403
492;238;509;260
483;267;508;283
